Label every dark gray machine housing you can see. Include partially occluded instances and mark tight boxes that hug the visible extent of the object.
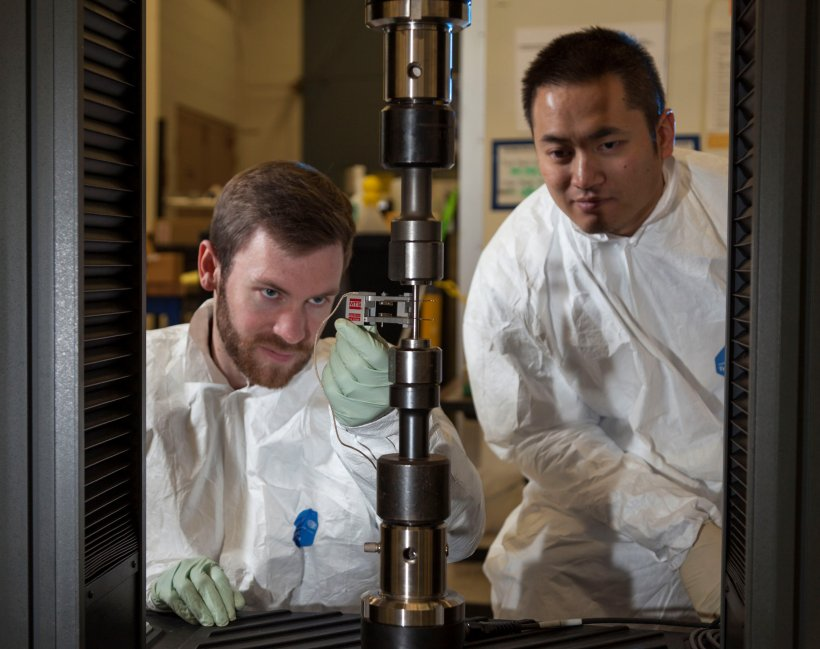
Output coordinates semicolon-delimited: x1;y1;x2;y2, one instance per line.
1;0;818;647
722;0;820;647
0;0;145;647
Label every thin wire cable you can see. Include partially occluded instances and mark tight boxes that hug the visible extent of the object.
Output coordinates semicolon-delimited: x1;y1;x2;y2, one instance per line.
312;292;379;471
579;616;707;629
465;615;716;641
688;627;720;649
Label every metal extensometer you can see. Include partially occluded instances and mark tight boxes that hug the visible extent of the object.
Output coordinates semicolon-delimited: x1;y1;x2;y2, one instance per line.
359;2;472;648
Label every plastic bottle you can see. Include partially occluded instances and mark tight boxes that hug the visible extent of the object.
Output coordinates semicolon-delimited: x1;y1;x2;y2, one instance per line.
357;174;387;232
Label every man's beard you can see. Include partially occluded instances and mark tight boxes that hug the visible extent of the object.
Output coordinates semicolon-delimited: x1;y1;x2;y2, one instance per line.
215;280;312;389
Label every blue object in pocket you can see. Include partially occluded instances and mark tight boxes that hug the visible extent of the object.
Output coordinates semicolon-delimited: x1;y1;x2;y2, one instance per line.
715;346;726;376
293;508;319;548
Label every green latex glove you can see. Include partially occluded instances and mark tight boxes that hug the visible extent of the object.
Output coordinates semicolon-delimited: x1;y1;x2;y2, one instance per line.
322;318;392;427
150;557;245;627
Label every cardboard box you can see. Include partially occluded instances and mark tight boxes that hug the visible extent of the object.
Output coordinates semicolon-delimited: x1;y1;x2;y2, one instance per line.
153;215;212;247
146;251;185;295
165;205;214;221
165;196;217;221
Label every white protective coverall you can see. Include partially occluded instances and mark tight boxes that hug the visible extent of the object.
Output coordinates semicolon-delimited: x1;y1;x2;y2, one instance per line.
147;299;485;614
463;149;727;621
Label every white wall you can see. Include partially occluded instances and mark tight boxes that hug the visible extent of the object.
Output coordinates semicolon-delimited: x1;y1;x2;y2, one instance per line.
146;0;303;228
158;0;241;198
234;0;303;171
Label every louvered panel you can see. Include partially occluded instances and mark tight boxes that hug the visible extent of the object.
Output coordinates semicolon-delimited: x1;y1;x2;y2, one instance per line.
86;147;133;176
86;90;135;124
725;0;757;604
85;30;133;69
85;384;132;411
85;120;134;151
82;0;142;586
85;1;135;44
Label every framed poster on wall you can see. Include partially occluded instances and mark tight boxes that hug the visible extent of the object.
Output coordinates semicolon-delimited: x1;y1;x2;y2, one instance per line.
491;139;540;211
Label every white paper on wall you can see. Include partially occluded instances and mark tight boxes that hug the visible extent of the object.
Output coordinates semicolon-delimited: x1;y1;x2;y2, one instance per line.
514;21;668;133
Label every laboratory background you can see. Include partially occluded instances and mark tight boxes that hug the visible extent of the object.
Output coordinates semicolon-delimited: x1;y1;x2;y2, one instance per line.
0;0;820;649
140;0;732;617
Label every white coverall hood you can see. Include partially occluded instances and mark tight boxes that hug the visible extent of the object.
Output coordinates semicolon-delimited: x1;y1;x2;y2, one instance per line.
463;149;728;621
147;299;485;613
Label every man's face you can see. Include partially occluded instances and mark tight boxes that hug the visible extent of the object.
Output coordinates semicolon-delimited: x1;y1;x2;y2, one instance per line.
530;74;674;237
212;229;344;389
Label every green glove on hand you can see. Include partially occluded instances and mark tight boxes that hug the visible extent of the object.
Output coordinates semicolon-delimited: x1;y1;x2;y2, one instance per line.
150;557;245;627
322;318;392;427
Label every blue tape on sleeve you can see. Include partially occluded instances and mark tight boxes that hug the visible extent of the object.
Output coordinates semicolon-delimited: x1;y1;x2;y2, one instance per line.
293;508;319;548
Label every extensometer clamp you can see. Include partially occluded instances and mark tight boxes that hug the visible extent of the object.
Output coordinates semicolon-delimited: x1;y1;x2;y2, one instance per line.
344;292;413;328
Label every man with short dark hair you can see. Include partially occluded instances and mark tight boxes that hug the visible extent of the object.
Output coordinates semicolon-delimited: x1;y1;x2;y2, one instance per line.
147;161;484;626
464;28;725;622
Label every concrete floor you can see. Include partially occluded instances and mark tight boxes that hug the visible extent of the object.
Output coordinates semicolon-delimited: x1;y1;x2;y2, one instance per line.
448;556;492;617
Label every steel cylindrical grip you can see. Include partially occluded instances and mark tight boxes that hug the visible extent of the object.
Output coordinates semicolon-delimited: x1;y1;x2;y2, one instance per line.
381;104;455;169
377;453;451;523
388;218;443;283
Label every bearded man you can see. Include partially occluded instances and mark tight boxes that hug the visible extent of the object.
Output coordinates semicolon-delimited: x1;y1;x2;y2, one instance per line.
145;161;484;627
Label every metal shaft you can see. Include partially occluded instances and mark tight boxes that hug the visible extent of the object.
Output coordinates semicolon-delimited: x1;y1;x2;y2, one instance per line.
362;2;472;648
